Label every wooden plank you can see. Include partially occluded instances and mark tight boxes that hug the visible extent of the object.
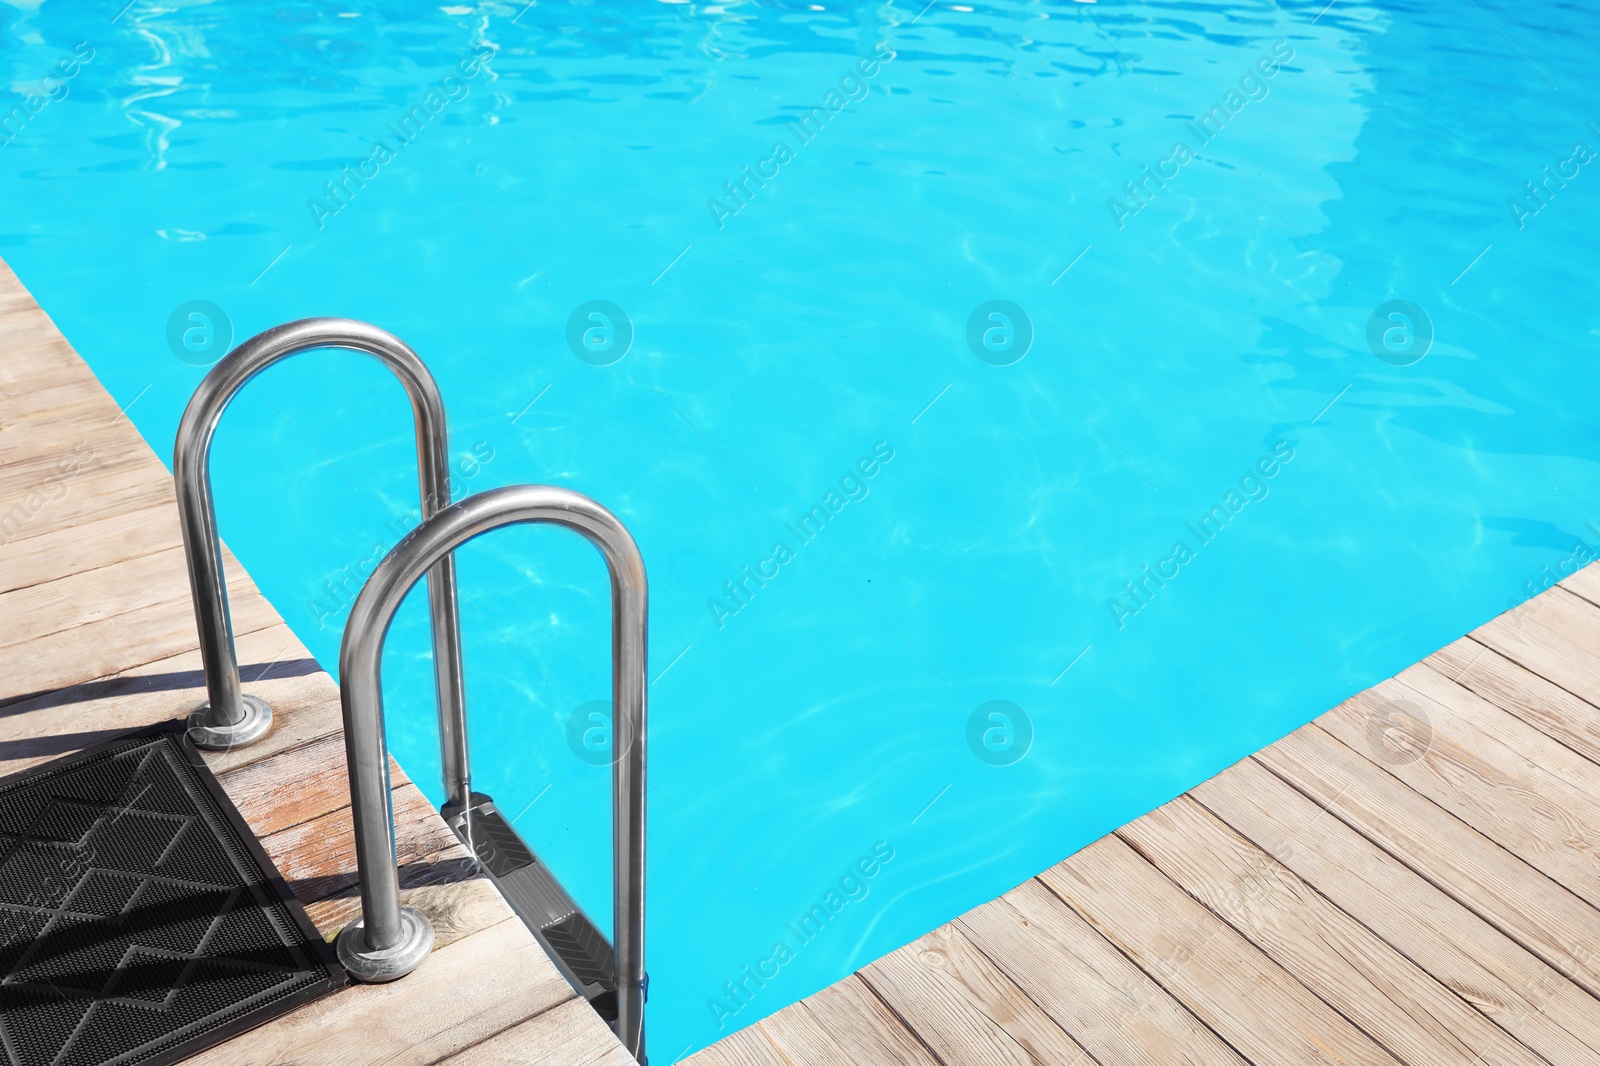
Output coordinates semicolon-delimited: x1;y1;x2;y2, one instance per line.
215;731;403;839
960;879;1246;1066
1432;637;1600;767
183;919;575;1066
0;380;125;429
1256;724;1600;1000
0;296;93;340
262;781;439;905
1312;674;1600;908
294;814;503;946
1560;561;1600;610
0;576;282;706
0;281;72;321
795;976;942;1066
0;343;135;411
1120;795;1545;1066
0;268;41;318
1473;588;1600;708
1195;756;1600;1066
203;687;344;777
0;432;155;497
0;340;87;391
0;414;161;472
757;996;894;1066
685;1025;794;1066
0;348;91;389
1039;834;1403;1066
0;463;177;549
1534;585;1600;649
0;358;87;403
0;502;180;595
859;922;1093;1066
0;545;207;649
243;758;505;952
0;622;332;779
1370;672;1600;878
0;314;86;375
434;999;636;1065
0;392;141;441
0;539;274;661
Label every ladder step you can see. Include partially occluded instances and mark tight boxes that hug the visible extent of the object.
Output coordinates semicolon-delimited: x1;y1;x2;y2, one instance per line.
542;909;618;988
442;793;618;1016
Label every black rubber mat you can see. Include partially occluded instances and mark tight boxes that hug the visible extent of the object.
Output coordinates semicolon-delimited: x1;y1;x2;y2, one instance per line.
0;722;345;1066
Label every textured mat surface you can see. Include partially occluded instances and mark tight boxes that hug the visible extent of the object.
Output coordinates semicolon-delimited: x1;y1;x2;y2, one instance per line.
0;724;344;1066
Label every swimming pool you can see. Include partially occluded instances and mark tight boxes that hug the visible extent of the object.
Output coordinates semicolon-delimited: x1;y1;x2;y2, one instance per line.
3;0;1599;1057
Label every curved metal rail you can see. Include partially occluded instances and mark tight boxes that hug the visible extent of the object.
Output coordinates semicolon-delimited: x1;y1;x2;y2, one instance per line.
173;319;468;786
333;483;647;1062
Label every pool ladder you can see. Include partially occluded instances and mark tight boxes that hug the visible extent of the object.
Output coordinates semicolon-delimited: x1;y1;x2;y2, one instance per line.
172;320;647;1063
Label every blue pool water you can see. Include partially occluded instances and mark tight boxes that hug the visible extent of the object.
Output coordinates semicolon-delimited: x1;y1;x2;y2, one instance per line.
4;0;1600;1057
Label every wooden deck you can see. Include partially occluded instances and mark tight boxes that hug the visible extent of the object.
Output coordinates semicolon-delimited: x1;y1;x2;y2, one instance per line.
0;259;634;1064
691;579;1600;1062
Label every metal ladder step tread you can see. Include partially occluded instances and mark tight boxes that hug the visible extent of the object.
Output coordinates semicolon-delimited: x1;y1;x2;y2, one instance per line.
443;794;619;1016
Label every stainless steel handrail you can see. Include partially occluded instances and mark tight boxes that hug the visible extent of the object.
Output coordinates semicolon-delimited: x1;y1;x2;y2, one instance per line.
173;319;468;782
333;483;647;1062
